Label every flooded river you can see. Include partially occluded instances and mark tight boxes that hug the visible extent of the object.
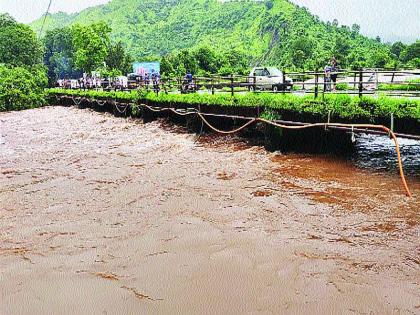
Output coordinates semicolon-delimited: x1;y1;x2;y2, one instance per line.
0;106;419;314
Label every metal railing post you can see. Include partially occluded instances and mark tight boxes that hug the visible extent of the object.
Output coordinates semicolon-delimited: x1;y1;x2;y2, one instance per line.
391;65;397;83
282;71;286;94
230;74;234;97
302;73;305;91
358;69;363;97
353;72;357;89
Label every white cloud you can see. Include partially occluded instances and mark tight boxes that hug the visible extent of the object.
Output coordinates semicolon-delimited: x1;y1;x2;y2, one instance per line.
290;0;419;43
0;0;110;23
0;0;418;43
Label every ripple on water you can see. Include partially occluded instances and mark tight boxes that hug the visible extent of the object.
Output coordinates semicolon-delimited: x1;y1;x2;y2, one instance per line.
353;134;420;177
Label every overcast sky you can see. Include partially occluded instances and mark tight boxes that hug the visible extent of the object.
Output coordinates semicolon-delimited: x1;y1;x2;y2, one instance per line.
0;0;418;43
291;0;419;43
0;0;110;22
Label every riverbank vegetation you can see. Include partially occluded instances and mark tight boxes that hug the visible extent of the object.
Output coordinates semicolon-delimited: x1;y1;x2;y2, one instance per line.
0;15;133;112
0;65;47;112
0;14;47;112
43;22;133;86
47;88;420;121
379;79;420;92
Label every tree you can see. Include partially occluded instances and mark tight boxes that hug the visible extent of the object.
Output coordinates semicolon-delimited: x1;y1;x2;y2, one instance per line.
0;14;43;67
400;41;420;67
71;22;111;73
347;50;367;70
351;23;361;34
333;36;351;67
44;27;79;85
193;46;219;74
265;0;274;10
160;56;175;76
105;41;133;75
0;13;16;28
220;49;249;75
0;64;47;111
177;50;198;75
0;14;47;111
391;41;406;59
291;36;315;69
369;50;391;68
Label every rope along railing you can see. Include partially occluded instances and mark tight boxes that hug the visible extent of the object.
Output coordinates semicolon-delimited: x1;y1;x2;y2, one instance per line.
95;99;107;106
114;102;129;114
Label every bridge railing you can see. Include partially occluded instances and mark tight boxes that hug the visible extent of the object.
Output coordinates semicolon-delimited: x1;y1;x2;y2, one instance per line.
59;68;420;98
156;69;419;97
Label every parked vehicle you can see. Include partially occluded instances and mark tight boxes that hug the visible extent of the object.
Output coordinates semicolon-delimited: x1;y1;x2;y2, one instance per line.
127;73;141;89
181;73;197;94
181;79;197;94
248;67;293;92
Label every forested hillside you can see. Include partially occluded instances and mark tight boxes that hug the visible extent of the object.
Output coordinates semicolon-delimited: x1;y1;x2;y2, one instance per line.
31;0;419;72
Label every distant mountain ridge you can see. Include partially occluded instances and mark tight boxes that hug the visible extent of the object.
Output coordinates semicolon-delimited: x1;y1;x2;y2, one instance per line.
30;0;395;69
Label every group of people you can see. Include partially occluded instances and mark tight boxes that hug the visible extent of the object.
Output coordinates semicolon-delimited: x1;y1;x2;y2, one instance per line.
57;71;163;91
324;57;339;92
56;60;346;93
57;77;107;90
133;70;161;87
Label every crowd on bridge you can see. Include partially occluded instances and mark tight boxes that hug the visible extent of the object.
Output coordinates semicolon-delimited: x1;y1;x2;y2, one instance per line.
57;70;162;90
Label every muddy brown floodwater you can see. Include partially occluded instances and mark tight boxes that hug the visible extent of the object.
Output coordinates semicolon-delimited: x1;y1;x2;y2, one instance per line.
0;106;419;314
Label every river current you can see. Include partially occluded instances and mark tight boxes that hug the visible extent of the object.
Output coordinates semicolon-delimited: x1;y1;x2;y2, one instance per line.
1;106;418;314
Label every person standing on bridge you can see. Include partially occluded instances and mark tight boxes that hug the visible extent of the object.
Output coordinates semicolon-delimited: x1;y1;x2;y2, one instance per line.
324;65;332;92
185;70;193;83
181;71;194;93
330;57;339;92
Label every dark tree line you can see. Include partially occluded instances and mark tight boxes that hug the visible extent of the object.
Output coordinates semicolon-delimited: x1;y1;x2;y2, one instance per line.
44;22;133;85
0;14;47;111
0;15;134;111
160;46;250;77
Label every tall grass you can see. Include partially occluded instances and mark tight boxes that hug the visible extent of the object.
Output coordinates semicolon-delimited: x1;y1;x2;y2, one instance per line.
47;88;420;120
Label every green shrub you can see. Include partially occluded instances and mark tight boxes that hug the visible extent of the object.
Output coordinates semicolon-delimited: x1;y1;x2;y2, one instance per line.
336;83;349;91
0;64;48;111
378;79;420;91
47;88;420;121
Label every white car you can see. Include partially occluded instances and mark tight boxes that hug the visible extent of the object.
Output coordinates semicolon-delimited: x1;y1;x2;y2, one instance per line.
248;67;293;92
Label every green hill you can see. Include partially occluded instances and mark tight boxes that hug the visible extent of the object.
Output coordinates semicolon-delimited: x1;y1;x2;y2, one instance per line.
31;0;397;70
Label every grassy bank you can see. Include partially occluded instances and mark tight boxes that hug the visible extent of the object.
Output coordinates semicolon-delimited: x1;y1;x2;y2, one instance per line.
379;79;420;92
48;88;420;122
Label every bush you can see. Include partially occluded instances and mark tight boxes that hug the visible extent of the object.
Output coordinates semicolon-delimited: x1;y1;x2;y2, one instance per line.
47;88;420;121
0;64;48;111
336;83;349;91
378;79;420;91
